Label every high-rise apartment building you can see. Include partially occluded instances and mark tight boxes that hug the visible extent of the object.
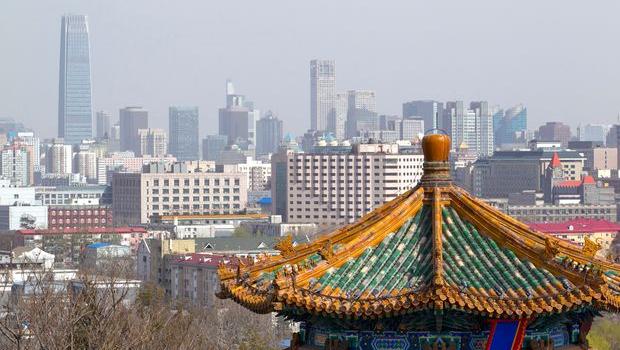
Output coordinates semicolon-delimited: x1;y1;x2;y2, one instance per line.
58;15;93;145
119;107;148;154
256;111;283;156
96;111;111;139
538;122;572;147
0;145;32;186
446;101;476;150
470;101;494;157
15;132;40;172
138;128;168;157
46;140;73;174
169;106;199;161
202;135;228;162
272;143;423;228
402;100;443;131
310;60;336;132
74;151;97;183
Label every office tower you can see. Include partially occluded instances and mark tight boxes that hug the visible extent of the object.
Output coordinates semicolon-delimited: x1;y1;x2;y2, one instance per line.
219;108;250;146
328;93;348;140
119;107;148;154
494;104;527;147
96;111;111;139
219;81;258;147
400;119;425;141
538;122;572;147
310;60;336;131
256;111;283;156
379;115;400;131
446;101;478;151
578;124;609;144
138;128;168;157
0;145;32;186
348;90;376;112
169;106;199;161
46;140;73;174
58;15;93;145
345;90;378;138
74;151;97;182
402;100;443;131
470;101;494;157
202;135;228;162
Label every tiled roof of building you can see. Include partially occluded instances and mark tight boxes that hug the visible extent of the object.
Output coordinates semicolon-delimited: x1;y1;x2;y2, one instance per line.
550;151;561;168
17;226;147;236
218;134;620;320
174;253;242;267
529;219;620;234
555;180;582;187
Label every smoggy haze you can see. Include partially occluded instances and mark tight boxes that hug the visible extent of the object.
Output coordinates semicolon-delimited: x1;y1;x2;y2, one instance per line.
1;0;619;138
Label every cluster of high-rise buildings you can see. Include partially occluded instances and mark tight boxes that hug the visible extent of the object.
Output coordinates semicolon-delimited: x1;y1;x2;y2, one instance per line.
3;14;620;321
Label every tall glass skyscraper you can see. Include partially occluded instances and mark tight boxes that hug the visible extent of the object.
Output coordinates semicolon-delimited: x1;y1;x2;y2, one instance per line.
58;15;93;145
169;106;199;161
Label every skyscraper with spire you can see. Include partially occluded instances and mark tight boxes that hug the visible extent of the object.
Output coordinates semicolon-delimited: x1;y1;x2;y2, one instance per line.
58;14;93;145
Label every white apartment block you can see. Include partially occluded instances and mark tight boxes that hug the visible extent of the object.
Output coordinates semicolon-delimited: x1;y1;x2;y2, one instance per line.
234;158;272;191
74;151;98;182
284;143;423;228
112;164;248;225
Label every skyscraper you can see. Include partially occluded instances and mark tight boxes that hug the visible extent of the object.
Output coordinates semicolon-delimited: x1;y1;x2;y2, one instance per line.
202;135;228;162
310;60;335;132
119;107;148;154
219;81;258;148
402;100;443;131
138;128;168;157
494;104;527;147
470;101;494;157
169;106;199;161
58;15;93;145
256;111;283;156
538;122;572;147
577;124;609;144
345;90;378;138
96;111;111;139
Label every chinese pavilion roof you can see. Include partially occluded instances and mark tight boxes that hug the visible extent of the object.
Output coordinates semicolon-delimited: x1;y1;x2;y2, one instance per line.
217;134;620;321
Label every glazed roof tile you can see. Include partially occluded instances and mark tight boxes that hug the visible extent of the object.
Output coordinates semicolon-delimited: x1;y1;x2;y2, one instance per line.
217;135;620;320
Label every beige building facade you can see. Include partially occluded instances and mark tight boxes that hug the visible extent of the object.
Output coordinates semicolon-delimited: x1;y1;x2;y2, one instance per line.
284;143;423;228
112;164;248;225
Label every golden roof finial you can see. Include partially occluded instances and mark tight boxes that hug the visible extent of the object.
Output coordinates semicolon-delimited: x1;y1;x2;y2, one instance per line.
421;133;452;187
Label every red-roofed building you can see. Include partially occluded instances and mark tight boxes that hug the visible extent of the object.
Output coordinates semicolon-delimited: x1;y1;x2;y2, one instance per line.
544;152;615;205
14;227;157;265
529;219;620;259
169;253;241;307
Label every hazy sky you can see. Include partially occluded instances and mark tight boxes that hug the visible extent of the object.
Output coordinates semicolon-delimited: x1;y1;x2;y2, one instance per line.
1;0;619;139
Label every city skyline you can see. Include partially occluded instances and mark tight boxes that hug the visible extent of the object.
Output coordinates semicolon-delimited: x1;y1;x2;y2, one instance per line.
2;1;620;139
